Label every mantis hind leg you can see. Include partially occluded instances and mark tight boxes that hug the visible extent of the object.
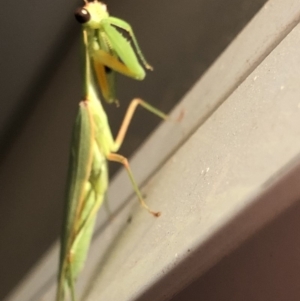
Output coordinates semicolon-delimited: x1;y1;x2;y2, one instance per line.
108;98;170;216
107;153;160;217
112;98;169;152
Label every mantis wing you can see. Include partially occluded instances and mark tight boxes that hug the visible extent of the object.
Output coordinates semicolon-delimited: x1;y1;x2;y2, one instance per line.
57;102;100;301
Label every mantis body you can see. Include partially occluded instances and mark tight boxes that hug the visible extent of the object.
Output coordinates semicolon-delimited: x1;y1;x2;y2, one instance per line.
56;1;168;300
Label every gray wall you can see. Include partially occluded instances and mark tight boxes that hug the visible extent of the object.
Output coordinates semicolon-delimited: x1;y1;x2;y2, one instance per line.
0;0;266;299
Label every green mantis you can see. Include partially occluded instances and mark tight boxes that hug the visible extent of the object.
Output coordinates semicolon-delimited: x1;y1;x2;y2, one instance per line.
56;1;168;300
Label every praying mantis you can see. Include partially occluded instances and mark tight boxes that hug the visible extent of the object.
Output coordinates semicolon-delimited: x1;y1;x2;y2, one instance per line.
56;1;168;300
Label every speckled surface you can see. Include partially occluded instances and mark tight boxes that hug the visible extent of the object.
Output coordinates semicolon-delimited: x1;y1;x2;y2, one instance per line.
0;0;268;299
5;0;300;300
83;22;300;301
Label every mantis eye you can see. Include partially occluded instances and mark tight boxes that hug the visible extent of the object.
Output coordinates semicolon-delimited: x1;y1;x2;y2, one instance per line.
75;8;90;24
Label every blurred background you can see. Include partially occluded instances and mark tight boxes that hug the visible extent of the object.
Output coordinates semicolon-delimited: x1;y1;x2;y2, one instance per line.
0;0;267;299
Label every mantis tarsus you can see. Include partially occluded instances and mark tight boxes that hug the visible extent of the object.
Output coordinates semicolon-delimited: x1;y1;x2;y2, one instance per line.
56;1;168;300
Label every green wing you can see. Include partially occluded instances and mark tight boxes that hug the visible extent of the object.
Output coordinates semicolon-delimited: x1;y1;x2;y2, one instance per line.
57;102;97;301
